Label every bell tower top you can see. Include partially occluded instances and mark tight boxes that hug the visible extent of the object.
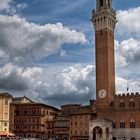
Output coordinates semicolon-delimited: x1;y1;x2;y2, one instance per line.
96;0;112;11
92;0;116;31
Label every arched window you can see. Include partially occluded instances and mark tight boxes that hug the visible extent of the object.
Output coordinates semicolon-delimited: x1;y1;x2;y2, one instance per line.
108;0;110;7
129;99;135;108
106;128;109;138
113;137;116;140
130;119;135;128
119;100;125;108
120;120;125;128
100;0;103;7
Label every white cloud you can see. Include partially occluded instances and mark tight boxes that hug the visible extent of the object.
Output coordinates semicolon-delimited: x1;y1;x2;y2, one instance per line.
0;63;42;91
0;15;87;64
116;77;140;94
0;50;8;60
16;3;28;11
115;38;140;67
0;0;12;11
119;38;140;63
0;63;95;106
115;40;128;68
0;0;28;14
37;64;95;106
116;7;140;35
0;62;139;106
60;50;67;56
116;77;128;93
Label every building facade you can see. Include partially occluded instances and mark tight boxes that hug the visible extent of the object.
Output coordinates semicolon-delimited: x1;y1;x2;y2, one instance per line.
89;0;140;140
47;104;82;140
69;105;96;140
47;116;69;140
0;93;13;132
10;102;60;139
47;104;97;140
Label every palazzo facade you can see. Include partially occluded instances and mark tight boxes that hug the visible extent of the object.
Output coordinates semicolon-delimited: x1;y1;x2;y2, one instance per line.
89;0;140;140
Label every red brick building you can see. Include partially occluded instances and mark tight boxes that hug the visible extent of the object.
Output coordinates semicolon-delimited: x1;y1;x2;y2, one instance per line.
47;104;81;140
47;116;69;140
10;100;60;139
69;105;96;140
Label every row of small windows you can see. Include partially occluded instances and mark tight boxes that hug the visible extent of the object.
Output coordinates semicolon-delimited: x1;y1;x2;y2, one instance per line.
113;119;136;128
98;30;112;36
14;125;40;130
14;109;55;116
71;130;88;135
17;133;41;138
71;115;89;119
14;109;41;116
119;99;139;108
70;120;88;126
94;17;115;29
14;118;40;124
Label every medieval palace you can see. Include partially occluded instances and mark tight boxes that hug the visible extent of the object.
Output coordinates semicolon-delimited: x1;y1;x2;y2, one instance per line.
89;0;140;140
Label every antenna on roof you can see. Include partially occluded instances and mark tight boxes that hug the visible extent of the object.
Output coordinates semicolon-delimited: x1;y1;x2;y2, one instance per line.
127;84;129;92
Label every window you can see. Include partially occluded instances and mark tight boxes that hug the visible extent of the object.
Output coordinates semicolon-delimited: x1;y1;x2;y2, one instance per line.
75;130;77;135
120;120;125;128
106;128;109;138
100;30;102;35
129;99;135;108
4;122;7;126
112;122;116;128
5;98;8;105
71;130;72;134
130;119;135;128
108;0;110;7
100;0;103;7
139;101;140;107
119;100;125;108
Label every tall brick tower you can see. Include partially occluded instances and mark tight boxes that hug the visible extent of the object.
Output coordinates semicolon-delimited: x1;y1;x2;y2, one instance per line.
92;0;116;109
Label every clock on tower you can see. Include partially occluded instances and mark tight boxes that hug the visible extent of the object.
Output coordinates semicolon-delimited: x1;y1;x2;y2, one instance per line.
98;89;107;99
92;0;116;109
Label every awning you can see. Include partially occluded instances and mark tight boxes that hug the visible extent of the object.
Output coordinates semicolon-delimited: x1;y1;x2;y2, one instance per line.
0;131;15;137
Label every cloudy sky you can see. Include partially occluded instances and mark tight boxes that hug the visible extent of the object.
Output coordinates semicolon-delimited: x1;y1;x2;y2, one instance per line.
0;0;140;107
